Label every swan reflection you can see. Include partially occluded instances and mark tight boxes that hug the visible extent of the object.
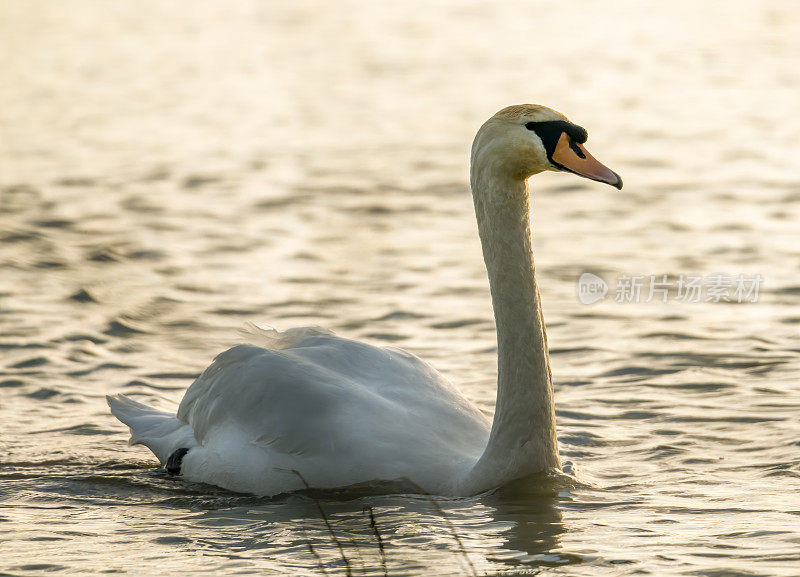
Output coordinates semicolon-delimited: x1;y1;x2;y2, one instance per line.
177;472;577;575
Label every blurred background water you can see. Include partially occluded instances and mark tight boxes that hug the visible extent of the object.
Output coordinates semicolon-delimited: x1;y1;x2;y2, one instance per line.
1;1;799;575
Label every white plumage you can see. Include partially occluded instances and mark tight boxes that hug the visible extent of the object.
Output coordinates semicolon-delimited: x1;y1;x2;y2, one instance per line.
110;325;489;495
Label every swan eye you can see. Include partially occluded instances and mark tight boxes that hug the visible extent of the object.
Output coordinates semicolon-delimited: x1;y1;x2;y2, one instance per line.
524;122;537;131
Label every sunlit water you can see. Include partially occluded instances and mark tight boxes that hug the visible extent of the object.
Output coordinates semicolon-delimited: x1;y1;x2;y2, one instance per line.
2;1;800;575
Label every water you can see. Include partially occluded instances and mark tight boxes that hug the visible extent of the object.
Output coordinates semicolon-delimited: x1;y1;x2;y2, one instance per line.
1;1;799;575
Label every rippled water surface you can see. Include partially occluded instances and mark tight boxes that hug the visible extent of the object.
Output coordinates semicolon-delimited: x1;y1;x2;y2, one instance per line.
2;1;800;575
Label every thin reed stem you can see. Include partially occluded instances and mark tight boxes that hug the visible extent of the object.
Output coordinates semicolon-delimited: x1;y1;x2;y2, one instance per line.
404;479;478;577
364;506;388;577
292;470;353;577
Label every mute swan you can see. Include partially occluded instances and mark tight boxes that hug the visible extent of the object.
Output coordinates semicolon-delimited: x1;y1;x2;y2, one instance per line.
108;104;622;496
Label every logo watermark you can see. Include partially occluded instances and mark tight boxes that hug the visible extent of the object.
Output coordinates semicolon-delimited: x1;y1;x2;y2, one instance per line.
577;273;763;305
577;273;609;305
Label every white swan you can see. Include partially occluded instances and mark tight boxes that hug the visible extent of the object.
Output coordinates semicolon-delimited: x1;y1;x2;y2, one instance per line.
108;104;622;496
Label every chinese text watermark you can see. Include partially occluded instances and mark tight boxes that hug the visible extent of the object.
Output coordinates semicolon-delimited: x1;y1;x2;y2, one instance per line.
577;273;763;305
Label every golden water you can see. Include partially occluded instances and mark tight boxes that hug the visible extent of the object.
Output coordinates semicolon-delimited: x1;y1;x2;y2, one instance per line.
1;1;799;575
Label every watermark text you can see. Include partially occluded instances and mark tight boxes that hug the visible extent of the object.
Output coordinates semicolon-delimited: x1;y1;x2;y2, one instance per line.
577;273;762;305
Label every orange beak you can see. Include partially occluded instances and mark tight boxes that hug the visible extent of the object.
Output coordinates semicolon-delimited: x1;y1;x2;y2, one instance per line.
551;132;623;189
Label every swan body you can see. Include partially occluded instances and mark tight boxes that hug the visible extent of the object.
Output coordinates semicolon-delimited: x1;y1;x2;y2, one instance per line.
111;326;490;495
108;104;621;496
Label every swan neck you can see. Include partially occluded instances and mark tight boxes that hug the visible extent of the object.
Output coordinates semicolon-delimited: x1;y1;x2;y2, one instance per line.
464;167;560;492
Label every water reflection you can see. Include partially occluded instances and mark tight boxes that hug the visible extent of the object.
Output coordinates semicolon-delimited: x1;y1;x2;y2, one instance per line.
167;473;573;575
481;476;572;569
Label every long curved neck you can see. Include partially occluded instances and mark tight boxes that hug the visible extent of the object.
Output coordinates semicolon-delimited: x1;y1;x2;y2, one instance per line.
463;165;560;493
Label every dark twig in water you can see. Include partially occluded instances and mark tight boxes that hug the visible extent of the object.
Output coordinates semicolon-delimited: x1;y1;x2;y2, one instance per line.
404;479;478;577
363;506;388;577
347;536;367;576
301;528;331;577
292;469;353;577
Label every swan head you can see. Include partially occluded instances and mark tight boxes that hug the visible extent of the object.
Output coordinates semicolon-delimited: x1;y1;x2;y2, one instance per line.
471;104;622;189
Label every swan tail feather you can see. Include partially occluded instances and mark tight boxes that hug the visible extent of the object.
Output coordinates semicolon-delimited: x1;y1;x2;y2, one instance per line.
106;394;197;464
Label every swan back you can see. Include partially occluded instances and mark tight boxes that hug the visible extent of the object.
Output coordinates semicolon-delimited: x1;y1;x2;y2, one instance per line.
174;329;490;495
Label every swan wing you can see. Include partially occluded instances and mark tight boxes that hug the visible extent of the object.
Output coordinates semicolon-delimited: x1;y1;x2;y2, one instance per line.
175;327;489;492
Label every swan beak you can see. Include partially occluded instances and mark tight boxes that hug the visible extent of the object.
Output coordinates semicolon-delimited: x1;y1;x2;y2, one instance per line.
551;132;623;189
